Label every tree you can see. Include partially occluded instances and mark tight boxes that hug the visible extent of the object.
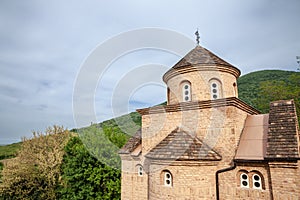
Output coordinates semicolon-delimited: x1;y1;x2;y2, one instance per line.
0;162;3;182
255;73;300;124
58;136;121;200
0;126;71;200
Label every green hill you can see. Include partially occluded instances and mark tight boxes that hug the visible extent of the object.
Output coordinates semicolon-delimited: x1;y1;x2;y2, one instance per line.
237;70;298;108
0;142;22;160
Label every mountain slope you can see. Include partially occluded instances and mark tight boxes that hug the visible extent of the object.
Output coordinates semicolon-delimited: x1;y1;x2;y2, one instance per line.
237;70;297;108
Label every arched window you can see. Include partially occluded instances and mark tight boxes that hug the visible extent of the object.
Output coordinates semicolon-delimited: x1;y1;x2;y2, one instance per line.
240;173;249;188
209;79;222;100
252;173;262;189
162;170;172;187
137;165;143;176
181;81;191;102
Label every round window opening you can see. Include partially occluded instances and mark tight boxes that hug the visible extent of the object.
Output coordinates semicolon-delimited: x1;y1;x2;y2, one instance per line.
184;85;189;89
213;94;218;99
185;91;189;95
254;182;261;188
242;174;247;179
254;175;260;181
212;89;217;93
242;181;248;186
185;96;189;101
212;83;217;88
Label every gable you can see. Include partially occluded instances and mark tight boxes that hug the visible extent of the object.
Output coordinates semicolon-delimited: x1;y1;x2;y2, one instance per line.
145;127;221;161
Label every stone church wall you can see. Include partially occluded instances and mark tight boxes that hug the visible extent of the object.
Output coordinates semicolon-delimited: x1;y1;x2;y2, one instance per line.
141;105;249;163
148;162;218;200
166;70;238;105
120;157;148;200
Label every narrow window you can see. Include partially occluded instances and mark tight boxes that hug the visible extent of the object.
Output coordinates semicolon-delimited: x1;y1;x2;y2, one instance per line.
209;79;222;100
181;81;191;102
240;173;249;188
211;82;219;99
163;171;172;187
167;87;170;104
137;165;143;176
252;174;262;189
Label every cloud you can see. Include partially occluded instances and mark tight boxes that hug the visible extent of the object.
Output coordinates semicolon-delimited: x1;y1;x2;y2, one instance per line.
0;0;300;143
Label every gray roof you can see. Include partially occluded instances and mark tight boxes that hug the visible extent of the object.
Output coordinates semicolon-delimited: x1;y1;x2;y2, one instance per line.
265;99;300;160
145;127;222;161
119;129;141;154
172;45;235;69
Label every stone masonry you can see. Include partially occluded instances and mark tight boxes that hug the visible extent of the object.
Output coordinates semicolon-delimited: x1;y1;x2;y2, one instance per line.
119;44;300;199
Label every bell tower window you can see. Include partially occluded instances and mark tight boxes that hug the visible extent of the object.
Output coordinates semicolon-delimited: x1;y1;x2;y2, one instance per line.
209;79;222;100
181;81;191;102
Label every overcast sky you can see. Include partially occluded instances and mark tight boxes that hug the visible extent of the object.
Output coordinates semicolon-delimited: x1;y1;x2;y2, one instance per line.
0;0;299;144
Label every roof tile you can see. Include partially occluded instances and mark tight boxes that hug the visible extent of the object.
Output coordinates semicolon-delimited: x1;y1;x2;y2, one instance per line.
172;45;234;69
265;100;300;160
119;129;141;154
145;127;221;161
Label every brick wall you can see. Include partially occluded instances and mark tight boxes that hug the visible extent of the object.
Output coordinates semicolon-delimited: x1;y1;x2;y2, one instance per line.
268;161;300;200
148;162;218;200
141;105;248;163
219;163;271;200
166;71;238;105
120;156;148;200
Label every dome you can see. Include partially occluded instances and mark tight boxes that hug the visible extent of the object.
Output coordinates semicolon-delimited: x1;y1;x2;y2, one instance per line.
164;45;240;104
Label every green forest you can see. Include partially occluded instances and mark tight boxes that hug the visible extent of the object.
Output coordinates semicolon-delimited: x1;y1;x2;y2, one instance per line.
0;70;299;199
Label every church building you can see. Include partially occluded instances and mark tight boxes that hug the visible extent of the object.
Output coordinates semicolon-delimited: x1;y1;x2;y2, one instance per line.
119;42;300;199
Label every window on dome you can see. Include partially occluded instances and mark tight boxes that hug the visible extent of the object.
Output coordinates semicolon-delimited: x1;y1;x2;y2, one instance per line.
209;79;222;100
181;81;191;102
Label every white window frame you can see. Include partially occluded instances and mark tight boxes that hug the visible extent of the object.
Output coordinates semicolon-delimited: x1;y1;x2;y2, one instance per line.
211;82;219;100
240;173;249;188
252;174;262;189
209;79;222;100
182;81;191;102
137;165;143;176
164;171;172;187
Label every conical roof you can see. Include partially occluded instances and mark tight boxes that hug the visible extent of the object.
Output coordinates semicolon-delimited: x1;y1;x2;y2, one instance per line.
163;45;240;82
173;45;234;68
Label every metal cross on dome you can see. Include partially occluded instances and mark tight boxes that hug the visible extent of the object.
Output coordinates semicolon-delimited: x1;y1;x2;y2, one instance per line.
195;29;200;45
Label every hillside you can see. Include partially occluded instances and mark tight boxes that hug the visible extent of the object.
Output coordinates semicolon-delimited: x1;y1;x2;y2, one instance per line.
0;142;21;160
237;70;297;108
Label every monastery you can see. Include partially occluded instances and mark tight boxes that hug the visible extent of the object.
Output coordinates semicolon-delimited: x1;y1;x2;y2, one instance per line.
119;41;300;199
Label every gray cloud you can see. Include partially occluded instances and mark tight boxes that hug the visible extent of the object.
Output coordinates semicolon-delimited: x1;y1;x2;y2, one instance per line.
0;0;299;143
